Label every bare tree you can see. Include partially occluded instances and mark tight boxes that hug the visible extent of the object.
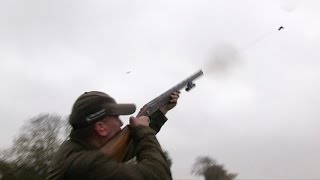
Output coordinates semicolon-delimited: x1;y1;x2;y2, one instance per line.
2;113;67;179
192;156;237;180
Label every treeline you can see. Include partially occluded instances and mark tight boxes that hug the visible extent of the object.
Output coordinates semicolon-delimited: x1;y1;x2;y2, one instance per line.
0;113;236;180
0;114;69;180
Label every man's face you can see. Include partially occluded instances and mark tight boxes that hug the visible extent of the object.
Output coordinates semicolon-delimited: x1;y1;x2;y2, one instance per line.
97;115;123;142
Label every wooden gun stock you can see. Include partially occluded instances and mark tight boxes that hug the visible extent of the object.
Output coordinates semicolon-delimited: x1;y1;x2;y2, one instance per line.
100;70;204;162
99;125;132;162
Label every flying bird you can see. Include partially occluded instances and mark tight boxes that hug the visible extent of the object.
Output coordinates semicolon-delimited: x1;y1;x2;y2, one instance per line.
278;26;284;31
125;71;131;74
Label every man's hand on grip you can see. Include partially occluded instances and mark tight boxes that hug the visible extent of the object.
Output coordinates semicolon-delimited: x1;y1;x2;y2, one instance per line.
160;91;180;114
130;116;150;127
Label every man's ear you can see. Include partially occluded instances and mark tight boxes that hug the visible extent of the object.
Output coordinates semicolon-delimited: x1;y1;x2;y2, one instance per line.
94;121;108;136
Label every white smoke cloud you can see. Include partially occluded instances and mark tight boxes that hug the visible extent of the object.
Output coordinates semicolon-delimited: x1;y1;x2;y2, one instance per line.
280;0;298;13
203;42;243;78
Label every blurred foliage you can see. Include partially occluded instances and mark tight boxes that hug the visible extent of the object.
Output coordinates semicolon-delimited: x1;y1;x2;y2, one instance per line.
0;160;16;180
192;156;237;180
163;150;172;168
0;113;70;179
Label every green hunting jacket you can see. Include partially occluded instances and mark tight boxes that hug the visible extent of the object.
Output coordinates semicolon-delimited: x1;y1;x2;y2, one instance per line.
46;110;171;180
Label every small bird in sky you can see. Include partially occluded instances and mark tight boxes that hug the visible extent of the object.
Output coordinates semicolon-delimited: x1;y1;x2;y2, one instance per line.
278;26;284;31
125;71;131;74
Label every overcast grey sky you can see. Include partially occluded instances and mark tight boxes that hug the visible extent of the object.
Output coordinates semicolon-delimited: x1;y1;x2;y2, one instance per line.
1;0;319;179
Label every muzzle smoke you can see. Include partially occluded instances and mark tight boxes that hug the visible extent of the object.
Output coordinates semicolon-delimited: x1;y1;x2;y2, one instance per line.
203;43;242;78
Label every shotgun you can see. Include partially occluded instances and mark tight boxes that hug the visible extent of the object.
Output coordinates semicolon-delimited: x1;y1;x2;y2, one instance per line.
100;70;204;162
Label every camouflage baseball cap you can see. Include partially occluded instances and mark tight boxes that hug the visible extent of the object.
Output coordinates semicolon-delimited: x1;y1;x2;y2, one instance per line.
69;91;136;129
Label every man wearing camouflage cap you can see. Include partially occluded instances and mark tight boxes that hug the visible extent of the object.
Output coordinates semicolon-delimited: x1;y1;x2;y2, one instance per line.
47;90;180;180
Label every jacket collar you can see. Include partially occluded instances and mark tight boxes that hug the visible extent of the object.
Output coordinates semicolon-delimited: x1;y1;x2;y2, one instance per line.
69;131;97;150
